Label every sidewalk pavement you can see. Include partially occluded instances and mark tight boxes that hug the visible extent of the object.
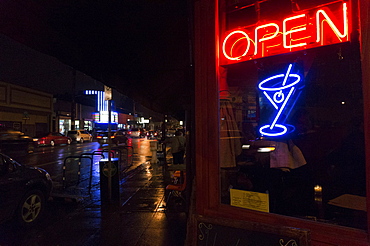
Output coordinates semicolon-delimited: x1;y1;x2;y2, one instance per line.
0;149;188;246
79;161;188;246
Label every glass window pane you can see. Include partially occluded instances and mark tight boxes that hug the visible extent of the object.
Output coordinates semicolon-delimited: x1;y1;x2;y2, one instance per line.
219;49;366;230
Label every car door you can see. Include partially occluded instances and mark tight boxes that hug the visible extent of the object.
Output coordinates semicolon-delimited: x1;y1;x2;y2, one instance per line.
53;133;64;144
0;155;23;223
46;133;56;145
80;130;90;141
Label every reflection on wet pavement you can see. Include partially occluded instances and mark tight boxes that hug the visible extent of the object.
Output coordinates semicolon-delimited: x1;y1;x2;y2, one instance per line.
0;138;187;246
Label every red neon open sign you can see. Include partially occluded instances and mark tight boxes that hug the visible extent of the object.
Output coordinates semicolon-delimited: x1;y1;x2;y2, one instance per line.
221;1;350;64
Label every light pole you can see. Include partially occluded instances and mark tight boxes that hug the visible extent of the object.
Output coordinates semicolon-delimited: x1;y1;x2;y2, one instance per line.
104;85;113;201
71;69;76;131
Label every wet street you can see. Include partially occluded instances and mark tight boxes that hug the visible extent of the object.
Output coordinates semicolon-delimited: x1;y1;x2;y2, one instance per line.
14;137;150;179
0;137;187;246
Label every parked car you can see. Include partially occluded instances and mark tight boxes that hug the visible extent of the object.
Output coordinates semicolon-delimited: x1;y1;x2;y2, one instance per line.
0;153;53;226
67;130;93;143
34;132;72;147
0;129;35;155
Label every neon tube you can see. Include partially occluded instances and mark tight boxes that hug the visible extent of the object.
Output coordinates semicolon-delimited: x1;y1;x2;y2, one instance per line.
258;64;303;137
316;3;348;43
254;23;280;56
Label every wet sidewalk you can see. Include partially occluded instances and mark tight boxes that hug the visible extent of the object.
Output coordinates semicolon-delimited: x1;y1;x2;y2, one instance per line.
87;162;187;246
53;161;187;246
0;147;188;246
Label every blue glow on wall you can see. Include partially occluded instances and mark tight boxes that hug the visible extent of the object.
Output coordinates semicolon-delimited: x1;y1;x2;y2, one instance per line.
84;90;109;112
258;64;303;137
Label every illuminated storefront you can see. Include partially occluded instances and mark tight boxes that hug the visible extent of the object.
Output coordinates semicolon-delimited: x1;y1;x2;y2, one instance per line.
193;0;370;244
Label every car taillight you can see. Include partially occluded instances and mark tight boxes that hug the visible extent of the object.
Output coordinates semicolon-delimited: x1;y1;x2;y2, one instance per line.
37;137;46;143
128;131;132;134
97;136;102;139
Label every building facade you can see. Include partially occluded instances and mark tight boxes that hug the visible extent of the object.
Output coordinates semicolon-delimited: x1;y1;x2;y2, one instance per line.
0;81;53;137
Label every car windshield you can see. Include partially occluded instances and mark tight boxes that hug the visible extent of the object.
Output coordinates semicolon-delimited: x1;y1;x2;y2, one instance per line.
68;131;77;134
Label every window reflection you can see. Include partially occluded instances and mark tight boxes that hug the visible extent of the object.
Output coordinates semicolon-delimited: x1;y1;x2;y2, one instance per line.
220;48;366;230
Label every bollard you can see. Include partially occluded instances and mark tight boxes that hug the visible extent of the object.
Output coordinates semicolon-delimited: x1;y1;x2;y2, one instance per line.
150;141;158;164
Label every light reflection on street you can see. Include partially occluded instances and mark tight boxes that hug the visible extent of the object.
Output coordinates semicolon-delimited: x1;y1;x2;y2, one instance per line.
11;137;157;197
133;138;151;164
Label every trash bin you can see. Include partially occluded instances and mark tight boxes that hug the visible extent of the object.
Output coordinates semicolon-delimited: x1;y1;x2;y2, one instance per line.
99;158;120;203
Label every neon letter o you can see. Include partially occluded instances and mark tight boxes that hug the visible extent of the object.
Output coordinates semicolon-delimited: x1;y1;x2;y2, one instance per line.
222;30;251;61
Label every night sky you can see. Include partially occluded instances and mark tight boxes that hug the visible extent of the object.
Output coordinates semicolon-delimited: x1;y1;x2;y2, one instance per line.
0;1;191;115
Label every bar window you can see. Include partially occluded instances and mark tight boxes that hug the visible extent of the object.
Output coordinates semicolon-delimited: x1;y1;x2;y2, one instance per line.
219;44;366;230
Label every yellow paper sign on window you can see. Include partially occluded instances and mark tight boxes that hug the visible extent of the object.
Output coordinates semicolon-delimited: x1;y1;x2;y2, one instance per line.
230;189;269;213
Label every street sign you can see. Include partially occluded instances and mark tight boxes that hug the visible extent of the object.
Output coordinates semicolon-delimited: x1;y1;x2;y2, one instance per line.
104;86;112;101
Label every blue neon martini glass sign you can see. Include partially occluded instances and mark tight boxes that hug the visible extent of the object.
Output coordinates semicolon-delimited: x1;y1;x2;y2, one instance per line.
258;64;303;137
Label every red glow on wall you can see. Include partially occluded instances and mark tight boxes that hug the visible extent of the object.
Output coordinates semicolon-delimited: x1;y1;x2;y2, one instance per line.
221;1;350;65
